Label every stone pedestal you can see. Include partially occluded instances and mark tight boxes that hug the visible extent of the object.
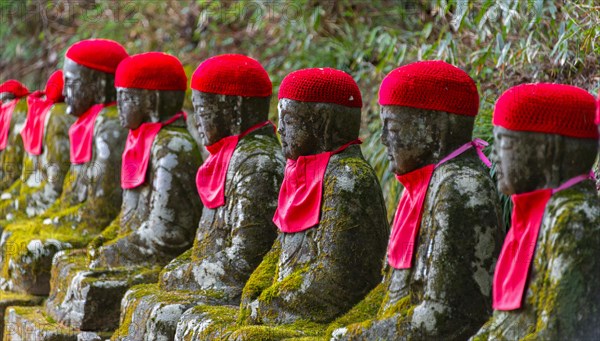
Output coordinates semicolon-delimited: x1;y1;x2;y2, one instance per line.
45;250;160;332
0;292;44;340
3;306;112;341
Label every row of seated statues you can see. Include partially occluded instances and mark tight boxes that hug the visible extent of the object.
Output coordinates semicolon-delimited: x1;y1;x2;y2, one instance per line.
0;38;597;341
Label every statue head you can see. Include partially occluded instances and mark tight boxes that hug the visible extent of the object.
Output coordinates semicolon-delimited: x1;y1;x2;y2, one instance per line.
115;52;187;130
277;67;362;160
492;83;598;195
190;54;272;146
0;79;29;102
379;60;479;175
62;39;128;117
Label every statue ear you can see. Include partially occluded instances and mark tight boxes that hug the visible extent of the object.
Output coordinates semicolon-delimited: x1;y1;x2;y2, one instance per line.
316;104;335;150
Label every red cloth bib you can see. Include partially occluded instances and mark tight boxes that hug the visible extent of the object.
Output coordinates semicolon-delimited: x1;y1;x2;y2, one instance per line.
273;139;362;233
0;99;19;151
387;139;491;269
196;121;273;209
68;102;115;164
121;112;185;189
492;173;592;310
21;92;54;156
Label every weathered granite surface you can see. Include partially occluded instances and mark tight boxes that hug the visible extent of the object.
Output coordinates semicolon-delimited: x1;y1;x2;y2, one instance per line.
0;98;27;194
88;124;202;268
329;151;503;340
115;126;284;340
471;181;600;340
43;123;201;332
0;103;75;222
0;105;126;296
174;145;390;340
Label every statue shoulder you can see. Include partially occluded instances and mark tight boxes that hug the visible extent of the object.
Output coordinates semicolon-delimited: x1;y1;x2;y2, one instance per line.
100;105;119;119
232;132;285;175
433;157;496;203
47;103;75;131
152;127;201;163
545;182;599;232
326;146;380;193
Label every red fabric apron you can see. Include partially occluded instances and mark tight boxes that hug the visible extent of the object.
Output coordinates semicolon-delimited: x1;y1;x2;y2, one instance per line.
273;139;362;233
0;99;19;151
68;102;115;164
196;121;274;209
492;173;593;310
121;112;186;189
388;138;491;269
21;92;54;156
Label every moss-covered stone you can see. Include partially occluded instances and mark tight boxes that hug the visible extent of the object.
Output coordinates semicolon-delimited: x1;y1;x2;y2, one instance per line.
182;145;389;340
334;151;503;340
240;146;389;328
471;181;600;340
44;249;160;331
0;291;44;340
0;98;27;193
116;127;285;340
0;105;126;296
112;283;207;341
88;125;202;268
3;306;78;341
0;103;75;221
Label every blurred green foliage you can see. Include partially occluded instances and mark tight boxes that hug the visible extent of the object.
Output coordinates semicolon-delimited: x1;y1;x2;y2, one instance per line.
1;0;598;223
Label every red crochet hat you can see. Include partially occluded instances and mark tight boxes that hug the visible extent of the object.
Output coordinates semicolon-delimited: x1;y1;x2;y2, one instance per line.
0;80;29;98
44;70;64;103
65;39;128;74
278;67;362;108
596;91;600;125
115;52;187;91
191;54;272;97
493;83;598;139
379;60;479;116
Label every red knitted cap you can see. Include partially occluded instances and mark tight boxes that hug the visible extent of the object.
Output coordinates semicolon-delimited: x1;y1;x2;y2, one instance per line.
493;83;598;139
115;52;187;91
596;91;600;125
379;60;479;116
278;67;362;108
45;70;64;103
65;39;128;74
191;54;272;97
0;80;29;98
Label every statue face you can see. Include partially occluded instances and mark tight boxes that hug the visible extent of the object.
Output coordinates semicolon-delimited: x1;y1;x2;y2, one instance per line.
492;127;549;195
116;88;158;130
191;90;235;146
380;106;441;175
0;92;15;102
63;58;98;117
278;99;322;160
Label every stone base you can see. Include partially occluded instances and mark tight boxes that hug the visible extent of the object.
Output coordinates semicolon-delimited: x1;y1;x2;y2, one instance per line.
3;306;112;341
45;250;160;332
113;284;212;341
4;305;78;341
0;291;45;340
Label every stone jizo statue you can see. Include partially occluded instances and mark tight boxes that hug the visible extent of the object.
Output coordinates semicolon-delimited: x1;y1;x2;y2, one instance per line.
472;83;600;341
0;39;128;298
331;60;503;341
114;54;284;341
0;70;75;223
174;67;389;340
25;52;204;336
0;80;30;194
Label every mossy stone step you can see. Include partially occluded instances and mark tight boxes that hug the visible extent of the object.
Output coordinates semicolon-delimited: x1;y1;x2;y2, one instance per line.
0;292;45;340
3;305;77;341
45;250;160;332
